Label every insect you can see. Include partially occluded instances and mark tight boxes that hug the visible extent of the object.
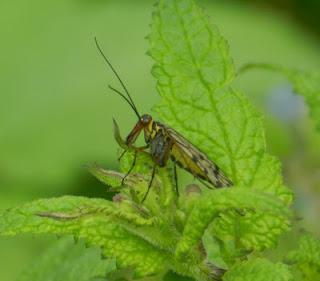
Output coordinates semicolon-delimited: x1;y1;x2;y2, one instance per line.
95;38;233;202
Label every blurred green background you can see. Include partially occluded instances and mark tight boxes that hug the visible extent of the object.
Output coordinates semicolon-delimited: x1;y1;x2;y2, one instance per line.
0;0;320;280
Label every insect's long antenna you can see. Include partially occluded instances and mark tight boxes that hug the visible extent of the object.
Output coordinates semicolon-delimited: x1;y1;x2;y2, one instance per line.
108;85;141;119
94;37;141;119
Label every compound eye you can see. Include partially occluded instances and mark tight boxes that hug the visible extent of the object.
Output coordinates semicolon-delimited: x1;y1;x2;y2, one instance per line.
141;114;151;124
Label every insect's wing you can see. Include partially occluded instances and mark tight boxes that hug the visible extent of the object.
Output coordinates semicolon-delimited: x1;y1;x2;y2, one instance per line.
164;125;232;188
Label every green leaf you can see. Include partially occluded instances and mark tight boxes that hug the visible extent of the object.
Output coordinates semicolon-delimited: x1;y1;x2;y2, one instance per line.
238;63;320;131
289;71;320;131
17;237;116;281
286;233;320;281
0;196;229;281
149;0;235;90
223;258;293;281
148;0;292;251
175;187;290;257
86;163;125;189
212;209;290;252
0;196;169;277
86;163;154;197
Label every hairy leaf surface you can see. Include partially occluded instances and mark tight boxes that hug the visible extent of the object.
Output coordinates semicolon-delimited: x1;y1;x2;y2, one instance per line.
286;233;320;281
223;258;293;281
175;187;290;256
0;196;169;276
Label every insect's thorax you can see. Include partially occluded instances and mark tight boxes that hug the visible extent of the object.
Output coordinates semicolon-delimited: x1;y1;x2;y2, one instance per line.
143;120;159;144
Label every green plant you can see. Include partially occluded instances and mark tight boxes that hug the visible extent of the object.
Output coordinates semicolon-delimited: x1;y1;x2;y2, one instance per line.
1;0;320;280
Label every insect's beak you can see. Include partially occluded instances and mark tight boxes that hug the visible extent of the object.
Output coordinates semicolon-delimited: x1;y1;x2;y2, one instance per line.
125;121;143;145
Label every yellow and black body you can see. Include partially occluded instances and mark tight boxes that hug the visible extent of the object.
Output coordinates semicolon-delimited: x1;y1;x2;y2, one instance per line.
125;114;232;189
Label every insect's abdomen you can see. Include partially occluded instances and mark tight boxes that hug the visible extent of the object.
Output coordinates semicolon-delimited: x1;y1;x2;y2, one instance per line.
170;146;206;179
170;144;232;188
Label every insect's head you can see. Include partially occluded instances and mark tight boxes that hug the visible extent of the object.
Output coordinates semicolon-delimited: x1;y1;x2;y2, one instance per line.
140;114;152;126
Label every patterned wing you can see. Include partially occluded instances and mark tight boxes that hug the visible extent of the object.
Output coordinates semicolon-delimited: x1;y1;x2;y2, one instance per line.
160;123;232;188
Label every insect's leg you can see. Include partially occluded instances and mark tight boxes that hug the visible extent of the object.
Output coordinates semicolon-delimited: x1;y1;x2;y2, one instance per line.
120;144;150;186
131;144;149;152
121;150;138;185
119;143;149;161
118;149;127;161
141;165;157;203
173;162;179;196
